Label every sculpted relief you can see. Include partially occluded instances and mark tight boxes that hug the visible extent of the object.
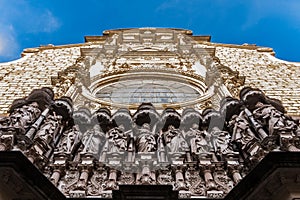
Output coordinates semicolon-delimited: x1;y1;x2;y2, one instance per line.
1;86;300;198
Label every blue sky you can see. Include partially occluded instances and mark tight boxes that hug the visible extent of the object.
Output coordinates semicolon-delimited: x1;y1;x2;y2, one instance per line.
0;0;299;62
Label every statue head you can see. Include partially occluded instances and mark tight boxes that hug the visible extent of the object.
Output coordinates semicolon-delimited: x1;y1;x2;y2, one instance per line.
141;123;150;130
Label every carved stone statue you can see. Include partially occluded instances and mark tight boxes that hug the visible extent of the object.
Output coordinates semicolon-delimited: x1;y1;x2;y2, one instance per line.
81;124;106;156
136;123;157;152
163;125;189;153
9;102;41;134
57;125;82;153
184;123;203;149
9;84;300;198
177;34;186;45
230;111;259;152
109;34;118;45
105;125;128;153
253;102;299;136
190;129;211;154
0;87;54;141
209;126;232;154
34;114;62;147
184;123;201;138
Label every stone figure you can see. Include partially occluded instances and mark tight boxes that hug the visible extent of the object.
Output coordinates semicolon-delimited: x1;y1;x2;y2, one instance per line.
184;123;202;148
229;111;259;151
1;87;54;138
184;123;200;138
177;34;186;45
57;125;82;153
109;34;118;45
163;125;189;153
34;114;62;147
105;124;128;152
252;102;300;136
136;123;157;152
209;126;232;154
190;129;211;154
9;102;41;134
81;124;106;155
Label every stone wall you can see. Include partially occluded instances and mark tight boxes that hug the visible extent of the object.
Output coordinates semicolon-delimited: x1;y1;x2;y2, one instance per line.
0;44;99;114
215;46;300;116
0;32;299;118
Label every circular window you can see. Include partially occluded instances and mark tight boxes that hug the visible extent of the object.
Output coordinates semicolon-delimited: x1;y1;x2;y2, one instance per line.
95;78;201;104
86;71;212;109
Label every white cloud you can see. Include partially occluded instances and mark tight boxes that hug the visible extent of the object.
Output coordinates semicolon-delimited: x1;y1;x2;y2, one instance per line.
0;24;19;60
24;9;61;33
42;10;61;33
243;0;300;30
0;1;61;61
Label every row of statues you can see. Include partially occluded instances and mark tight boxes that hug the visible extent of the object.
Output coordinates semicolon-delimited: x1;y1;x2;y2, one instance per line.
54;104;235;164
0;87;299;198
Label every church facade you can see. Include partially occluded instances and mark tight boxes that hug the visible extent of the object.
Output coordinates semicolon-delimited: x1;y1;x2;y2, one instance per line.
0;28;300;200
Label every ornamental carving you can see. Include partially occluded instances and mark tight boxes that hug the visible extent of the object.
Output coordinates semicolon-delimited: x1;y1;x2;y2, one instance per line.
1;85;300;199
87;168;108;196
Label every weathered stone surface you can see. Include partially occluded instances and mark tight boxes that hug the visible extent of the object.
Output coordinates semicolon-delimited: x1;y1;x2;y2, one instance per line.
0;85;299;199
0;28;299;199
